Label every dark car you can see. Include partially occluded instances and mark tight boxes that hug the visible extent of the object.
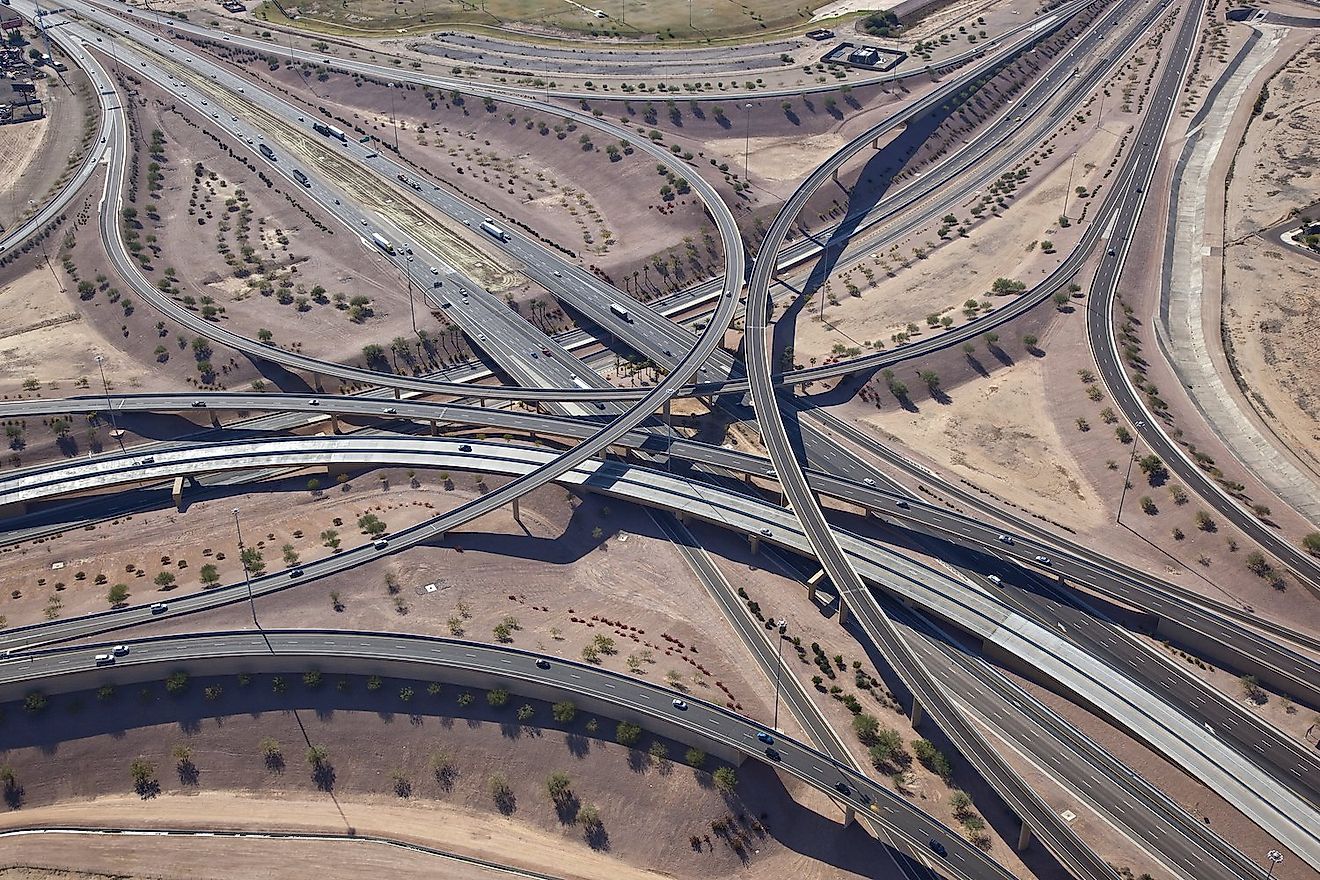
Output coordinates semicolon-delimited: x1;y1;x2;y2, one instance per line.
756;732;774;745
535;659;551;670
834;782;851;795
928;840;947;858
459;443;473;452
763;747;780;761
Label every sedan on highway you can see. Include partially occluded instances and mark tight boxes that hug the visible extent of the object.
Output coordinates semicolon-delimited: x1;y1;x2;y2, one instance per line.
997;534;1013;545
756;732;774;744
1034;554;1052;566
671;699;688;710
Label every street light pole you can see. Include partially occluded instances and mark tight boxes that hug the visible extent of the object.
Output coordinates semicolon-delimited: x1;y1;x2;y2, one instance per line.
94;355;124;451
1115;419;1145;524
1265;850;1283;880
772;619;787;730
743;103;753;183
232;508;259;629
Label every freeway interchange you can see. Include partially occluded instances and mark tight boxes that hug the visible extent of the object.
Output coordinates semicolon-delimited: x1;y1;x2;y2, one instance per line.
1;0;1319;879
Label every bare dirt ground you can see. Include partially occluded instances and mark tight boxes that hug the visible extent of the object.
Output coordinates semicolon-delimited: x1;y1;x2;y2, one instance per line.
782;1;1170;365
195;45;718;288
0;832;521;880
1221;36;1320;479
0;681;938;880
10;471;776;720
122;74;431;370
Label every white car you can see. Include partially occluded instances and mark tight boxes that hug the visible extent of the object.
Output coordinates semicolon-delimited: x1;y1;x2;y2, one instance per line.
111;644;129;656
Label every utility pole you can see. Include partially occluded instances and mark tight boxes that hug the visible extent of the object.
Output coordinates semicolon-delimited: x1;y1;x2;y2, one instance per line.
772;619;787;730
232;508;260;629
1115;419;1145;524
1061;152;1078;218
1265;851;1283;880
94;355;124;451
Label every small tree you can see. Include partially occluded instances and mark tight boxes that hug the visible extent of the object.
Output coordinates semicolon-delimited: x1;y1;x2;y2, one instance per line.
1022;334;1039;349
1304;532;1320;557
107;583;130;607
713;766;737;792
129;758;157;796
578;803;602;831
552;700;577;723
154;571;176;589
487;687;510;708
321;529;341;550
239;546;265;575
685;748;706;769
852;713;880;745
547;771;572;803
489;772;515;811
164;670;190;695
199;564;220;587
615;721;642;747
358;513;387;537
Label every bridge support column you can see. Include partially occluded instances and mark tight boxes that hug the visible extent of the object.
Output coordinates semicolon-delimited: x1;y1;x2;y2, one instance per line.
313;374;325;393
807;568;827;603
393;386;402;400
831;166;840;184
837;598;849;626
512;496;521;522
429;419;438;436
172;475;185;511
841;802;855;827
1017;822;1032;852
329;414;340;434
676;511;689;524
911;697;924;729
662;398;671;422
748;534;761;555
209;411;222;428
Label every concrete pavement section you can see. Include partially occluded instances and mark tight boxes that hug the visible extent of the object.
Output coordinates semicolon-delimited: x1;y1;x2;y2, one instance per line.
1154;24;1320;525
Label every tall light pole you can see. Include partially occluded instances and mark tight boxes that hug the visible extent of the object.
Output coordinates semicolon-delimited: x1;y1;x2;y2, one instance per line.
1265;850;1283;880
1115;419;1145;524
94;355;124;451
232;508;259;629
772;618;787;730
743;102;753;183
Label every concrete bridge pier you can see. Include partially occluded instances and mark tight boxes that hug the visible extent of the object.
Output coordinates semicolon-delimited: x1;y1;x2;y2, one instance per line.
841;801;855;827
393;386;402;400
209;411;222;429
512;496;521;522
312;374;325;393
910;697;924;729
837;598;849;626
747;534;761;555
429;419;438;436
172;475;185;511
329;414;340;434
1017;822;1032;852
807;568;827;602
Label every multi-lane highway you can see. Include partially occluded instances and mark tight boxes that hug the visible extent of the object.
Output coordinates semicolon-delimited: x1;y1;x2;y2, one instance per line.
0;629;1018;880
5;0;1320;875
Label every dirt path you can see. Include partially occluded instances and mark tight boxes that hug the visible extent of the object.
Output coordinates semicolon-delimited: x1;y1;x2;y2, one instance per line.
0;795;674;880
